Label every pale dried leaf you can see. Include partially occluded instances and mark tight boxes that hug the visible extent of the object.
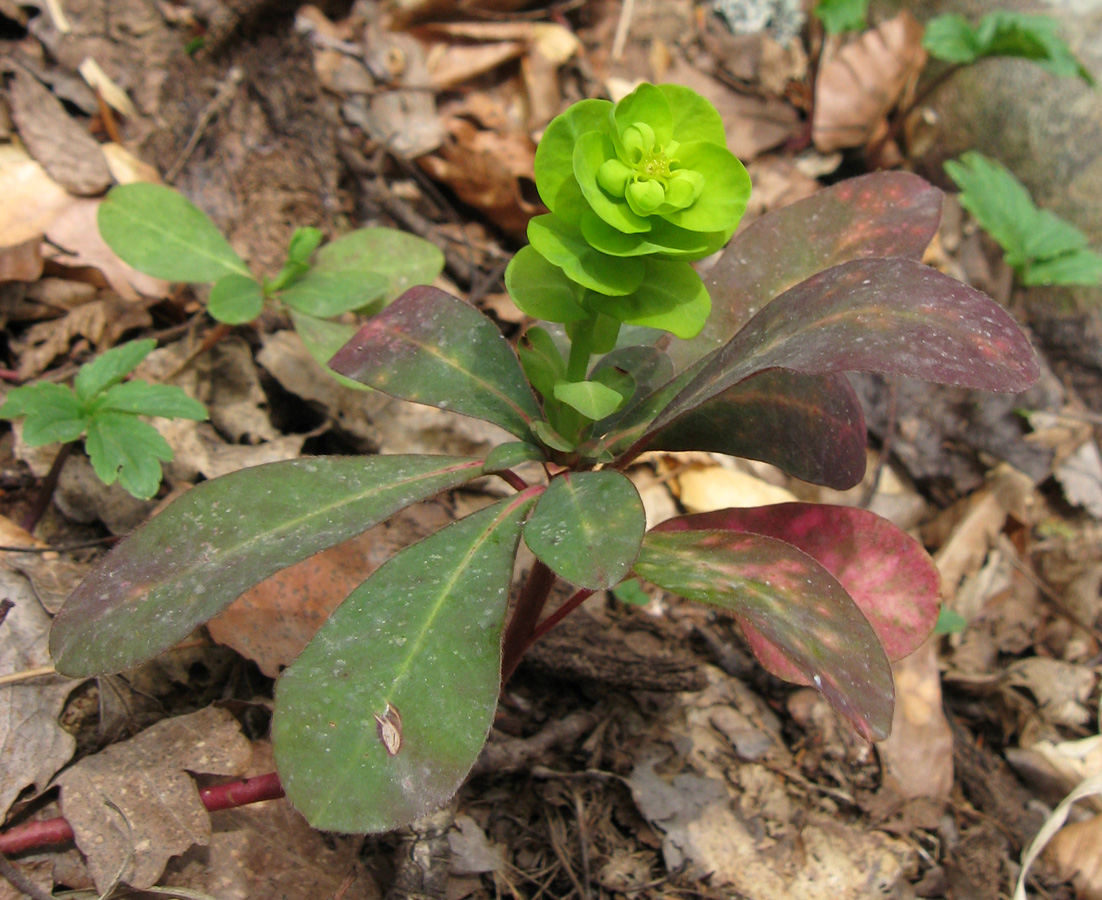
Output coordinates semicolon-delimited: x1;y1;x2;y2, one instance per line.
1006;657;1096;728
78;56;138;119
0;566;76;818
876;639;953;799
1048;814;1102;899
58;706;253;892
8;67;111;196
1015;774;1102;900
676;465;797;514
449;814;506;874
426;40;526;89
812;12;926;152
1054;439;1102;518
101;143;160;185
0;143;73;247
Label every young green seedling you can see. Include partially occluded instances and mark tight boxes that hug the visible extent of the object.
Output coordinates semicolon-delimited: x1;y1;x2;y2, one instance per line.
0;340;208;500
945;151;1102;287
49;84;1039;836
97;183;445;383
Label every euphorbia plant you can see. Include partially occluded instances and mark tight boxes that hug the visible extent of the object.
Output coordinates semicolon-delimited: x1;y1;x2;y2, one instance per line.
49;84;1038;835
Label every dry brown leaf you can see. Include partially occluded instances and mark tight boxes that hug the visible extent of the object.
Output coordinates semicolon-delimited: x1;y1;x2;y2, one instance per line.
58;705;253;892
419;117;540;239
0;566;76;819
1048;814;1102;899
1005;657;1096;729
0;237;43;282
426;39;526;89
8;66;111;196
812;13;926;153
0;143;74;247
676;465;797;513
14;296;153;379
42;197;172;300
876;638;953;799
209;502;454;676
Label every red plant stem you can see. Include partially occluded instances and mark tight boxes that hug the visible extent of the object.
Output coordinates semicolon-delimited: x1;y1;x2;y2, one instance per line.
500;560;556;684
497;469;528;492
0;773;285;855
20;442;73;533
528;588;594;647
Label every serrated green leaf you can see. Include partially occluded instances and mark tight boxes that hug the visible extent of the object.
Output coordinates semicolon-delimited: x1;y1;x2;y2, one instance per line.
289;311;369;391
1024;249;1102;286
273;490;537;833
74;339;156;403
50;455;487;676
814;0;870;34
329;286;543;438
1;383;86;445
85;412;173;500
97;183;251;283
524;471;644;589
553;380;625;421
636;529;894;741
96;381;209;421
208;273;265;324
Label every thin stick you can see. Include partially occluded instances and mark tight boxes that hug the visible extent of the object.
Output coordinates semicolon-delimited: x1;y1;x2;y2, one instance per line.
0;665;57;687
165;66;245;184
610;0;635;62
20;442;73;534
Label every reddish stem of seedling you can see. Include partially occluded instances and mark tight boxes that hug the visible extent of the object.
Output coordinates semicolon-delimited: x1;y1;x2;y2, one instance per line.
497;468;528;492
528;587;594;647
0;772;285;855
500;560;556;683
20;442;73;534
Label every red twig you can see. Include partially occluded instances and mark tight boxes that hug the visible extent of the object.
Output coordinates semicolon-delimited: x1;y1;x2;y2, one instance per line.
0;772;285;855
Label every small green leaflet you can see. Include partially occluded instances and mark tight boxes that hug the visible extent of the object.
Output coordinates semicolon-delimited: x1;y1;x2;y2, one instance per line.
813;0;869;34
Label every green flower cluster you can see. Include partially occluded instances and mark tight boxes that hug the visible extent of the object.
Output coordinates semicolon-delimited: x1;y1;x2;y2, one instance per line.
506;83;751;342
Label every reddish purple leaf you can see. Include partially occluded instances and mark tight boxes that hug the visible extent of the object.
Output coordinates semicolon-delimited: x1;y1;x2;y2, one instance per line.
670;172;943;371
646;369;867;489
655;503;940;683
650;257;1039;437
329;286;542;438
636;529;894;740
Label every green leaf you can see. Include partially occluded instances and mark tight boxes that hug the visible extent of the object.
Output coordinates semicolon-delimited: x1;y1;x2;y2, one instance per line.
505;246;589;323
581;212;725;260
636;529;894;741
574;132;650;235
534;98;613;213
613;83;674;147
74;339;156;403
660;84;728;146
1024;250;1102;286
289;311;369;391
49;455;487;676
208;273;265;324
934;606;967;635
280;228;443;317
519;325;568;402
553;379;625;421
530;420;575;452
589;258;710;339
527;214;645;296
483;441;544;472
0;383;86;445
660;142;750;235
329;286;544;439
612;578;650;606
97;183;251;283
96;381;209;421
524;471;644;589
287;226;324;267
924;11;1093;84
273;491;537;833
85;412;173;500
814;0;870;34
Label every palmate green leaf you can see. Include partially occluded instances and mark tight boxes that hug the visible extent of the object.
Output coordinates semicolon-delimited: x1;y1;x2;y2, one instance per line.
647;257;1040;441
814;0;870;34
671;172;944;372
208;273;265;324
636;529;894;740
647;369;868;490
85;412;173;500
73;339;156;403
329;286;543;438
273;490;537;833
97;183;252;283
289;311;368;391
96;381;208;420
524;471;644;589
0;382;86;445
49;454;486;676
1025;250;1102;286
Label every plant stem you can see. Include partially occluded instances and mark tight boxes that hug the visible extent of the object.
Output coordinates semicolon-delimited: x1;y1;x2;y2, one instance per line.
0;773;285;855
497;469;529;492
500;560;556;683
528;587;594;645
20;442;73;533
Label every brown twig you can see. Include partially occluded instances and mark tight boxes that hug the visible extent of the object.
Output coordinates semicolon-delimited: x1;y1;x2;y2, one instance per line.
0;851;54;900
20;442;73;534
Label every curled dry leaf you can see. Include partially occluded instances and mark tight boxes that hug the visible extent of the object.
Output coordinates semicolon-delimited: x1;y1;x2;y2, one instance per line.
813;13;927;153
0;144;75;247
58;705;253;892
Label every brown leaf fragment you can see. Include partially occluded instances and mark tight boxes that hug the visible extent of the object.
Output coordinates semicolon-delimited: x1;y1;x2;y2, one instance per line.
0;237;43;282
812;13;927;152
8;67;111;196
1048;814;1102;900
0;144;74;247
58;705;252;892
0;566;76;820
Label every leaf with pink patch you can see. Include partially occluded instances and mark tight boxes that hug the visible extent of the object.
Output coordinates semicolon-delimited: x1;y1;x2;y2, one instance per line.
635;529;894;740
669;171;944;371
655;504;940;683
329;286;542;438
645;369;867;489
